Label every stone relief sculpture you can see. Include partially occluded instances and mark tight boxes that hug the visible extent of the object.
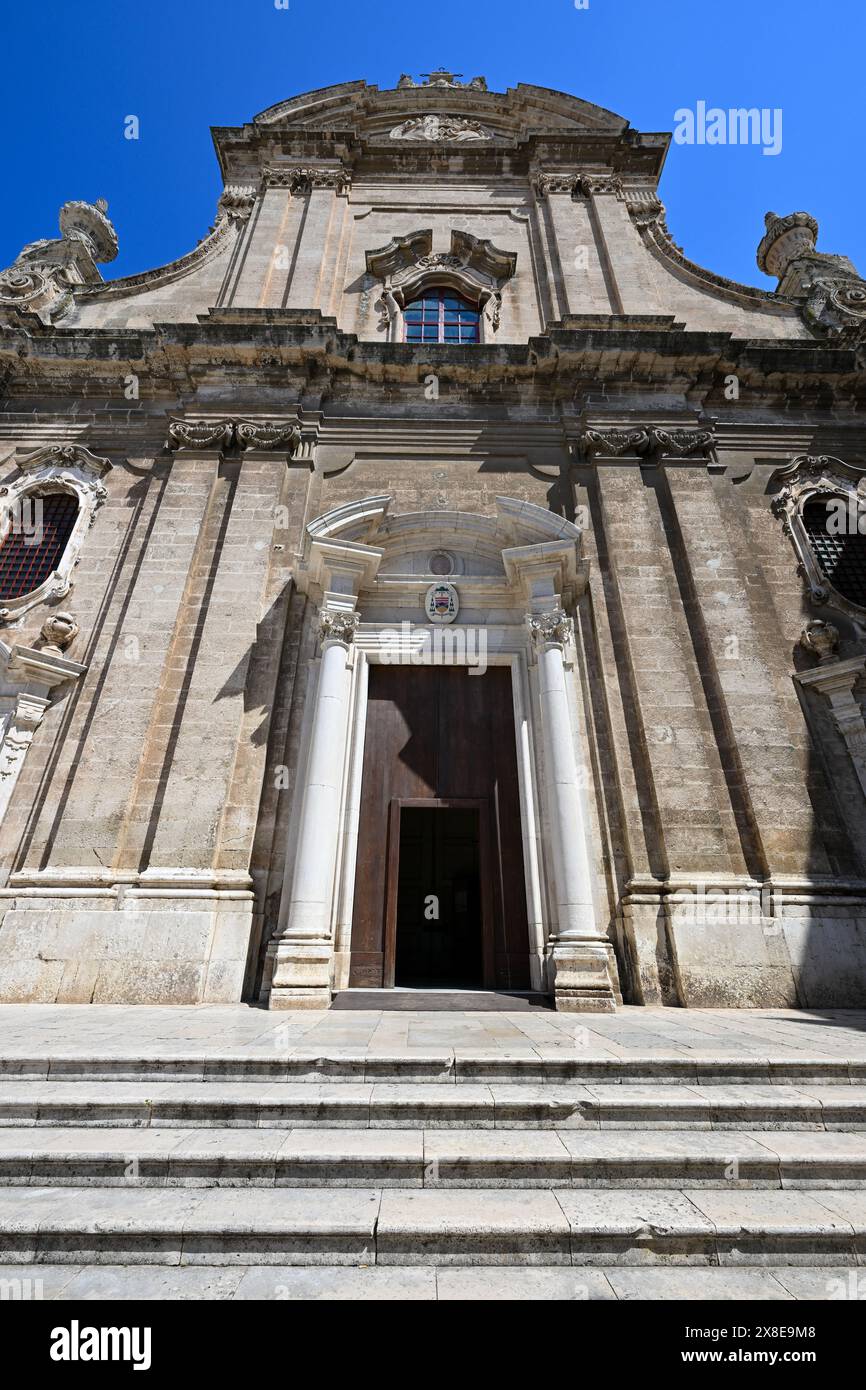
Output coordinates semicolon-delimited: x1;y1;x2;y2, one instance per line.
389;115;494;141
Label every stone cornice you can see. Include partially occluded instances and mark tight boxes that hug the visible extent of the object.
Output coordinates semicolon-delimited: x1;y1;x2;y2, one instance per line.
1;312;864;409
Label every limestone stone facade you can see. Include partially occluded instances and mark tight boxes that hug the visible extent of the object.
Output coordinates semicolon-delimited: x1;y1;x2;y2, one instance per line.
0;71;865;1010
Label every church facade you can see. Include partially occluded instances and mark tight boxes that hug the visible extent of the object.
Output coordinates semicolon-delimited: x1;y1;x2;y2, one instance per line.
0;71;865;1012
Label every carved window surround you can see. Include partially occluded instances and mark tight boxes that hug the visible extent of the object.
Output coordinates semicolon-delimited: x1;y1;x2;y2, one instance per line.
0;444;111;628
771;454;866;630
0;635;86;827
365;229;517;343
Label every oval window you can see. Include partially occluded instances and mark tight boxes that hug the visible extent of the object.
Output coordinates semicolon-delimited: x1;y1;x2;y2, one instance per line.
0;492;80;601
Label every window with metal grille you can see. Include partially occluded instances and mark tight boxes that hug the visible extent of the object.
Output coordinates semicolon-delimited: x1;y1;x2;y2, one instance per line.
0;492;79;601
802;496;866;608
403;288;480;344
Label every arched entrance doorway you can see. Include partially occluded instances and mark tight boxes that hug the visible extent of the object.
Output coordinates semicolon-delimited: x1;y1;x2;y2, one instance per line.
263;495;619;1012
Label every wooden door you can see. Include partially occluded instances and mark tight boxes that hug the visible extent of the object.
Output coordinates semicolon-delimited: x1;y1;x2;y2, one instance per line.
349;664;530;988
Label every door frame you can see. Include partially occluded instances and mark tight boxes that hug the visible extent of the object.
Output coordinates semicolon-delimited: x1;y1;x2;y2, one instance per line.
383;796;495;989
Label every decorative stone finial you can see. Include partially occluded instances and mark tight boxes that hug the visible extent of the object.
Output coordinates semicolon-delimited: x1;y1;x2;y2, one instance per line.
757;210;819;280
58;200;118;263
40;611;80;654
396;70;487;91
800;618;840;665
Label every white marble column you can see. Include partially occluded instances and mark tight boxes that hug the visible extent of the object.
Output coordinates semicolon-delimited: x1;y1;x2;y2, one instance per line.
268;606;358;1008
528;607;617;1012
797;647;866;799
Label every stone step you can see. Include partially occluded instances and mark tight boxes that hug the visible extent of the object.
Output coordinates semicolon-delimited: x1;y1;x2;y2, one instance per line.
1;1082;865;1130
0;1184;864;1266
0;1261;859;1300
0;1127;863;1188
1;1052;861;1086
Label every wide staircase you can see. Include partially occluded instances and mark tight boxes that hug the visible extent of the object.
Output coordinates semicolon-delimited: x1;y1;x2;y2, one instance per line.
0;1042;864;1298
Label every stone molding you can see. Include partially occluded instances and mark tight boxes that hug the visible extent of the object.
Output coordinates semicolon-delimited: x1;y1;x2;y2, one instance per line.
771;454;866;626
0;444;112;627
621;189;784;311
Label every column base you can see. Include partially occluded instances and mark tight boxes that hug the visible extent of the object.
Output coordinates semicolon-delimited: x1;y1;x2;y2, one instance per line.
265;938;333;1010
550;939;618;1013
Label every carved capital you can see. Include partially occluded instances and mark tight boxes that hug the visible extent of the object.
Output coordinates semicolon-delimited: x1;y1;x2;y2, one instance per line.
235;420;302;453
264;165;352;194
527;607;573;648
576;174;624;198
650;427;715;459
579;428;651;459
318;608;360;647
533;172;579;198
167;418;235;451
217;186;257;221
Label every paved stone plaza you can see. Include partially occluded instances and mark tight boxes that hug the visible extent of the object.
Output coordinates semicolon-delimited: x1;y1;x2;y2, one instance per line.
1;1002;865;1062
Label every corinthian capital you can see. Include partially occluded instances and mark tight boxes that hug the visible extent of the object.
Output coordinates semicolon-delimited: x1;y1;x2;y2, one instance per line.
527;608;573;648
318;608;360;647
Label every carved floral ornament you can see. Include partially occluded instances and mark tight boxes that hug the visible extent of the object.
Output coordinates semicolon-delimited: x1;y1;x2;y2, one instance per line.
365;229;517;342
771;455;866;625
577;427;716;461
167;418;311;458
0;444;112;627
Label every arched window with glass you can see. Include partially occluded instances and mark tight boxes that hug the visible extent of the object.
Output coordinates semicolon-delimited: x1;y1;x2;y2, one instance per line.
0;490;80;602
801;493;866;609
403;287;481;345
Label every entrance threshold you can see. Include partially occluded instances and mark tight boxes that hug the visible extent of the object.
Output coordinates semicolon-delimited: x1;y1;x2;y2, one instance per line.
331;989;553;1012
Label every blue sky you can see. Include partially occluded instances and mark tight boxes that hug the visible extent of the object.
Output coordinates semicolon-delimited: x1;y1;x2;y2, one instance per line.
2;0;863;291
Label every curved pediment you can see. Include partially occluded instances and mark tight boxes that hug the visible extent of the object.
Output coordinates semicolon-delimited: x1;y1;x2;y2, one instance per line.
305;494;582;556
239;76;629;147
